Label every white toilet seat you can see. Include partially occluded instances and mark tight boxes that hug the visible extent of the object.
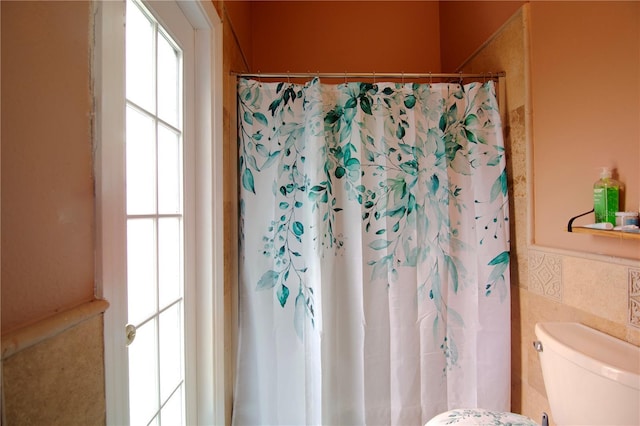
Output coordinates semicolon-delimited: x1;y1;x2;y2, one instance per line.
425;408;539;426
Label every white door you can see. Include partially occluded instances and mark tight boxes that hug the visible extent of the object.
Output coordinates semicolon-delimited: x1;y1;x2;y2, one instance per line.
96;0;225;423
124;1;194;425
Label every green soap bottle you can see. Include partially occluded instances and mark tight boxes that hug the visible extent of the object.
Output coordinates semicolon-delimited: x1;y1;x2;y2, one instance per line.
593;167;621;226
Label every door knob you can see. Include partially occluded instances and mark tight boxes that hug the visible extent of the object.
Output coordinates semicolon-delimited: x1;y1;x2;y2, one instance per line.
125;323;137;346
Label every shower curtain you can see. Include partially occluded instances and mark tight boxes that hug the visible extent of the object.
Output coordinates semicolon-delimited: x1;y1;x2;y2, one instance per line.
234;78;511;426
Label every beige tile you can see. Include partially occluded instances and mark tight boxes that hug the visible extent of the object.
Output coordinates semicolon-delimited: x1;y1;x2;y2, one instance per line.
506;106;527;199
512;196;528;288
516;287;530;381
3;316;105;426
629;268;640;297
579;313;633;342
528;250;562;301
521;381;554;426
522;291;558;397
625;323;640;345
562;256;628;324
510;285;526;383
629;297;640;329
630;268;640;329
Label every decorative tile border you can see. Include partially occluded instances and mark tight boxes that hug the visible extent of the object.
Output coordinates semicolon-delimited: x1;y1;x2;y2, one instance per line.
528;250;562;301
629;268;640;328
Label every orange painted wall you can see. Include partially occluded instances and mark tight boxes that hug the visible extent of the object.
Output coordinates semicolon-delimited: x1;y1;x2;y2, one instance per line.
439;0;524;71
530;1;640;258
1;1;95;332
228;1;527;75
224;0;253;69
249;1;441;73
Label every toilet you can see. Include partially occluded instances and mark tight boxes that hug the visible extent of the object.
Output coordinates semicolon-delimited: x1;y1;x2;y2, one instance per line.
534;322;640;426
427;322;640;426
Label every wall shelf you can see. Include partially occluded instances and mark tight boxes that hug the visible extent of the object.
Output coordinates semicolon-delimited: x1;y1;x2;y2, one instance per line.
567;209;640;240
569;226;640;240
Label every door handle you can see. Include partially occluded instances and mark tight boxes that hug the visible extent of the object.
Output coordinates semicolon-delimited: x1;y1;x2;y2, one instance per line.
125;323;137;346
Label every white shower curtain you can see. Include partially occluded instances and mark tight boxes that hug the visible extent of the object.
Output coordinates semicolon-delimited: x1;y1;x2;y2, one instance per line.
234;78;511;426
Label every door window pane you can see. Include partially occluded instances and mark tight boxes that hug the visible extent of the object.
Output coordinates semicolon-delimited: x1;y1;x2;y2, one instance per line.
157;33;180;128
159;303;183;403
126;106;156;215
157;124;181;214
158;218;181;308
127;218;157;324
129;319;159;426
126;2;154;112
161;387;184;426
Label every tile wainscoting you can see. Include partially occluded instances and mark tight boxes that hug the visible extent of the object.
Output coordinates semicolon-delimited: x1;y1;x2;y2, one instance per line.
1;300;108;425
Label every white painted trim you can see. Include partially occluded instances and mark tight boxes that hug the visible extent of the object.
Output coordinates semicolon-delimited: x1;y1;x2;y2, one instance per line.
93;1;129;424
185;2;225;425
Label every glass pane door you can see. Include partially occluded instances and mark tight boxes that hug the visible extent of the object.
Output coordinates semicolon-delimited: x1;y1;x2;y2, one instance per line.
125;1;185;424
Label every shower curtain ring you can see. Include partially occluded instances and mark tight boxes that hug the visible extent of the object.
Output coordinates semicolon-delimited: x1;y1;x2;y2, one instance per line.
401;72;405;85
344;71;347;85
429;72;432;85
458;71;463;85
287;71;291;84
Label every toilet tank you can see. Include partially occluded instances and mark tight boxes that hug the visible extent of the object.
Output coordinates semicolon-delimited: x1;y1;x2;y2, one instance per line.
534;322;640;426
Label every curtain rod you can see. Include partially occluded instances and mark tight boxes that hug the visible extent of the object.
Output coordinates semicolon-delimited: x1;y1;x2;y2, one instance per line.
232;71;506;80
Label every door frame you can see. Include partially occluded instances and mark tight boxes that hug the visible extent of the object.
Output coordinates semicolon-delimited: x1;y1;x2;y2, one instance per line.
93;1;225;424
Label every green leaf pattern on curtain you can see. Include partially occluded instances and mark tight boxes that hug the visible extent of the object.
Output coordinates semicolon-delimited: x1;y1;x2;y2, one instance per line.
238;78;509;352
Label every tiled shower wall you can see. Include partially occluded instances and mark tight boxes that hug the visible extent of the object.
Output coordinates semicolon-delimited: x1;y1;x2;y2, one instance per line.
461;4;640;424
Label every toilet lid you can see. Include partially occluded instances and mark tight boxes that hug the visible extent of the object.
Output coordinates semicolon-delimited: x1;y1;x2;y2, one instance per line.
425;408;539;426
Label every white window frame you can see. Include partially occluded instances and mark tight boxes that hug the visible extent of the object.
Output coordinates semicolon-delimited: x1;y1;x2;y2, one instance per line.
93;1;225;424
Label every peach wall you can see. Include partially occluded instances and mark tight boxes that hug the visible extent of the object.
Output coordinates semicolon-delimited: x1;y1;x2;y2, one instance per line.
530;1;640;259
439;0;525;71
1;2;105;424
250;1;441;73
1;1;95;333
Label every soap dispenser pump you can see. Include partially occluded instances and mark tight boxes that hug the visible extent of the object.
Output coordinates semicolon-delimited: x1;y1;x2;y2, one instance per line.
593;167;621;226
